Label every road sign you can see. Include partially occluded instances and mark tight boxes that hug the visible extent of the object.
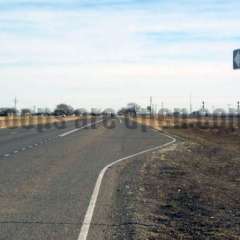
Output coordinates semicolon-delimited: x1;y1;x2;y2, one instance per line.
233;49;240;69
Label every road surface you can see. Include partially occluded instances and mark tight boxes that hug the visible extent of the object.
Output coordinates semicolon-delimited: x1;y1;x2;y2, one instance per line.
0;117;172;240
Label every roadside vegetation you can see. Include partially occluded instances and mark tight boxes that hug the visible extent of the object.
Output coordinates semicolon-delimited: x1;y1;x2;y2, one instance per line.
0;103;90;129
115;118;240;240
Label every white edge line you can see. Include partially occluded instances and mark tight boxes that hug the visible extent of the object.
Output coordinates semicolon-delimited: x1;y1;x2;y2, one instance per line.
59;120;104;137
77;132;176;240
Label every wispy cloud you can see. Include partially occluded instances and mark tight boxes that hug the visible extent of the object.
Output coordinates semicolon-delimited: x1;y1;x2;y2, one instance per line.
0;0;239;109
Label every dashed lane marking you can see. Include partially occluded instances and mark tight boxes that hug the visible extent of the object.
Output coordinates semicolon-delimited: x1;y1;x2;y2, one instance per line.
1;122;100;158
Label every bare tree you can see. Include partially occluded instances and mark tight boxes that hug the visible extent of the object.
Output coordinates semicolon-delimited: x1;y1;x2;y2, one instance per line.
54;104;74;116
21;109;32;116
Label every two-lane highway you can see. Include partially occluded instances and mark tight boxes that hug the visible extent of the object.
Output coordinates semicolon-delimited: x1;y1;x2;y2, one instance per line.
0;118;99;158
0;117;173;240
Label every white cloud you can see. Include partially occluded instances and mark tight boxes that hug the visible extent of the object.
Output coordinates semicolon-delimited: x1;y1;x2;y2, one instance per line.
0;3;239;109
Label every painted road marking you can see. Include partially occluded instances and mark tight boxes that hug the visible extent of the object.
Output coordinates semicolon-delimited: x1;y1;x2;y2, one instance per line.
77;132;176;240
59;120;104;137
1;138;55;158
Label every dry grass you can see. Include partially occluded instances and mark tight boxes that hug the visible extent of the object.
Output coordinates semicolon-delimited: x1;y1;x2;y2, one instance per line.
134;116;240;130
127;117;240;240
133;117;163;130
0;116;86;129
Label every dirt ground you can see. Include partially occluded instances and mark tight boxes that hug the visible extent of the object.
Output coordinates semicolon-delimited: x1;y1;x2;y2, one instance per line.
115;125;240;240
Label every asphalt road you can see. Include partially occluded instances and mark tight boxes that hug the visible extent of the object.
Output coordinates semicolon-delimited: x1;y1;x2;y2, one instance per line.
0;117;172;240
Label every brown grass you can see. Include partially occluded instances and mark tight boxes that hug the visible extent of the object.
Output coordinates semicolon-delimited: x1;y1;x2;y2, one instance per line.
0;116;85;129
127;117;240;240
134;116;240;130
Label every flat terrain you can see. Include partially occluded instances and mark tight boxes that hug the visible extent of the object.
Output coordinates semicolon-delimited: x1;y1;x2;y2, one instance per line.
0;117;172;240
2;116;239;239
113;125;240;239
0;116;83;129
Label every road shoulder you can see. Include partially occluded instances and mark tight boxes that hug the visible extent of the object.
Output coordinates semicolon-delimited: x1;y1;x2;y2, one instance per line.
88;126;240;240
86;152;156;240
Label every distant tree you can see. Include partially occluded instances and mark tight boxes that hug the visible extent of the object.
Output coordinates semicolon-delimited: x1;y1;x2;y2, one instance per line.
54;104;74;116
34;108;52;116
91;108;101;116
44;108;52;115
0;108;17;116
117;108;126;115
126;103;140;117
21;108;32;116
102;108;116;117
127;103;141;112
74;108;88;116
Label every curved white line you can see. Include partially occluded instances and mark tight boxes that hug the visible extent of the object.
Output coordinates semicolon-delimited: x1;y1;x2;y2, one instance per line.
77;132;176;240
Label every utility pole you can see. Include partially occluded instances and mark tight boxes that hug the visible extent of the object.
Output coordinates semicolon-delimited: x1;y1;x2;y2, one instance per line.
14;97;18;110
154;104;158;114
202;101;205;110
150;96;153;116
237;101;240;112
189;94;192;114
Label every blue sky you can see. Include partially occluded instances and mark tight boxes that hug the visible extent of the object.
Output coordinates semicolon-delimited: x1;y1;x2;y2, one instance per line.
0;0;240;111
